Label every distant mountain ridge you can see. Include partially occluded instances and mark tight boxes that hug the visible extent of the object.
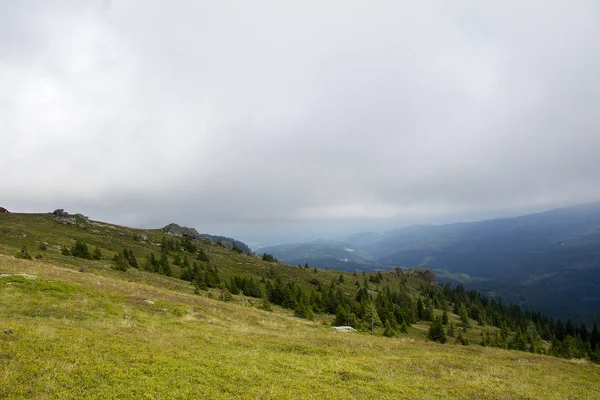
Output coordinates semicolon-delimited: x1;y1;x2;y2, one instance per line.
257;238;375;271
261;202;600;323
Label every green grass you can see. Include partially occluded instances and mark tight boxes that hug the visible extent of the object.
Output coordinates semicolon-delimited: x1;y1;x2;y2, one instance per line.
1;213;600;399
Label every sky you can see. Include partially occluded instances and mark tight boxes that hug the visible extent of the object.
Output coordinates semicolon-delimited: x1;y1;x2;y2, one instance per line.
2;1;600;246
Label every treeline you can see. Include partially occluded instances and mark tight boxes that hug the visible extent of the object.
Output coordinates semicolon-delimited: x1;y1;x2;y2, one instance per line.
421;283;600;363
64;237;599;363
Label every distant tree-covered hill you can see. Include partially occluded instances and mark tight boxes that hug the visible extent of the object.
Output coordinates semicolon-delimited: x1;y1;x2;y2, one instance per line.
257;239;376;271
264;202;600;324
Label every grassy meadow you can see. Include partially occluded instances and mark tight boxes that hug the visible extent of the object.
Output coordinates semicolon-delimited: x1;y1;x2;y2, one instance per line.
1;212;600;399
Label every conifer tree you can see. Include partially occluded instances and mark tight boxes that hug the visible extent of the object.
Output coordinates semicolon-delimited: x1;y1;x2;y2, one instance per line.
442;310;449;325
427;316;447;343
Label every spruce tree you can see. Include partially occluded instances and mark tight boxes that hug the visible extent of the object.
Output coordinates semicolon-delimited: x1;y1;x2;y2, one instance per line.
442;310;449;325
427;316;447;343
447;322;456;337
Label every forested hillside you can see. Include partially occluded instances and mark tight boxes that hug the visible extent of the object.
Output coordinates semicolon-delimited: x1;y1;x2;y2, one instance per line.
1;211;600;398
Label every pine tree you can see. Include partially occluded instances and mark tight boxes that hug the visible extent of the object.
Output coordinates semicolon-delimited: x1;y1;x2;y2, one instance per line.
112;252;129;271
173;254;182;266
383;320;398;337
261;293;273;311
442;310;449;325
363;300;382;332
447;322;456;337
400;320;409;334
196;249;209;262
591;322;599;350
459;304;470;329
509;328;528;351
427;316;447;343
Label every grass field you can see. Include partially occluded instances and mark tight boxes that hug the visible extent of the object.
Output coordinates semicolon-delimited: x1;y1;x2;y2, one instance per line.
1;213;600;399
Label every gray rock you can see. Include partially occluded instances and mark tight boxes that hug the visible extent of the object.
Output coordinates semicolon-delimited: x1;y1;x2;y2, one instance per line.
0;273;37;279
52;209;69;217
162;223;202;240
136;232;148;241
50;209;89;225
332;326;357;332
220;241;234;250
4;329;14;334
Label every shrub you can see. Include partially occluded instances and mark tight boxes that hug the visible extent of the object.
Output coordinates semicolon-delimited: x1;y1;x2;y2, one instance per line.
196;249;209;262
456;332;470;346
262;253;277;262
15;246;32;260
61;246;71;256
70;241;92;259
93;247;103;260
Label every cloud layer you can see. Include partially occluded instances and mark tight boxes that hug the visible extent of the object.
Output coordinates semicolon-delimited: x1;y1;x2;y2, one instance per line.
2;1;600;239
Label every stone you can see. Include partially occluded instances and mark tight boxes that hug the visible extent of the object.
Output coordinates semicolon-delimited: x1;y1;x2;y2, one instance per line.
52;209;69;217
220;241;234;251
0;274;37;279
0;207;9;213
162;223;202;240
4;329;14;334
50;209;89;225
332;326;357;332
136;232;148;241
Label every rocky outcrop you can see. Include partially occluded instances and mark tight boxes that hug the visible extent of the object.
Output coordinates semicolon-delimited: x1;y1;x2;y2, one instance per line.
50;209;89;225
219;241;234;251
161;223;252;254
0;207;9;213
162;223;202;240
404;268;437;286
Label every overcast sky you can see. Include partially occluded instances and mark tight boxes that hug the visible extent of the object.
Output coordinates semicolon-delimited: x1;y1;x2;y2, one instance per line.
2;1;600;245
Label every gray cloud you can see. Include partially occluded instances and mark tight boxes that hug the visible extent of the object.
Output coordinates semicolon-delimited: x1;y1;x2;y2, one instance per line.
2;1;600;243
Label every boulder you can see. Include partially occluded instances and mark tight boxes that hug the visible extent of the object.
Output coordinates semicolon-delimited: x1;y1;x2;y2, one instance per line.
52;209;69;217
219;240;234;251
136;232;148;241
0;207;9;213
162;223;202;240
50;209;88;225
332;326;357;333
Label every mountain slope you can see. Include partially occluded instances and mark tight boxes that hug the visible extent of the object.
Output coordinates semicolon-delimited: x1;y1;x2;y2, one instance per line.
1;212;600;399
363;202;600;323
259;202;600;323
